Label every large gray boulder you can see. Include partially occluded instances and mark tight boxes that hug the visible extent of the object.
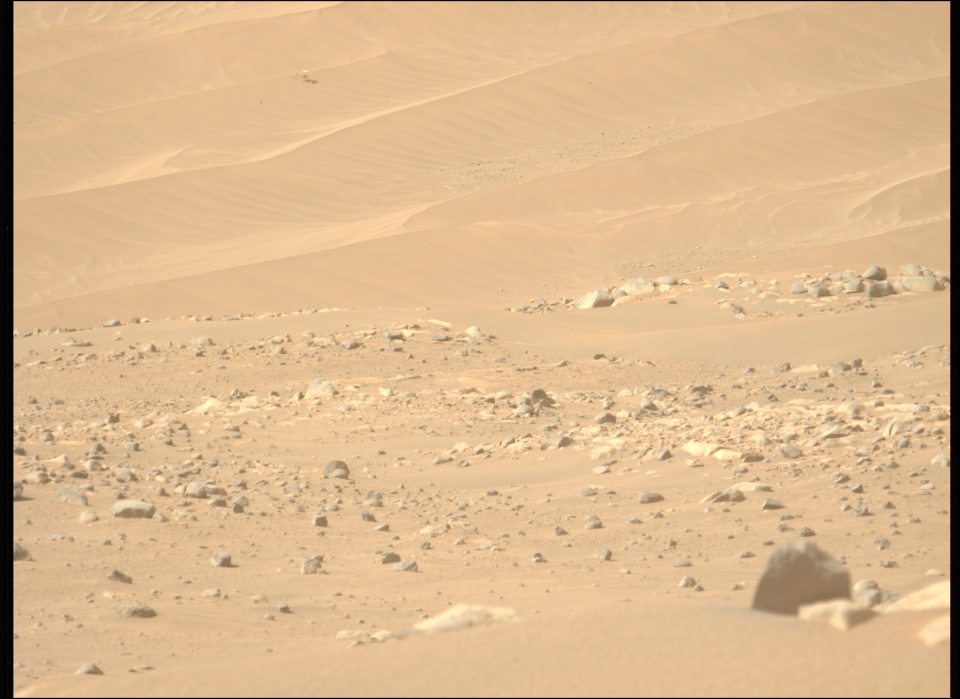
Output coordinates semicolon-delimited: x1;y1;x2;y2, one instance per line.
752;541;850;614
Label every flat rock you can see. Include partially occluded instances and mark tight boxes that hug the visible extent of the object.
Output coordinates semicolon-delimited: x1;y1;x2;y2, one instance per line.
879;581;949;613
577;290;614;309
404;604;518;637
621;277;655;295
114;604;156;618
110;500;155;519
55;486;88;506
798;599;876;630
752;541;850;614
638;491;665;504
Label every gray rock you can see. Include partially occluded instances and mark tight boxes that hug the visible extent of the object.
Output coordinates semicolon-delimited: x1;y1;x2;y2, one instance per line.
843;279;864;293
113;604;156;618
301;556;323;574
107;569;132;584
554;526;568;536
650;448;672;461
595;412;616;424
808;286;830;298
866;281;895;297
679;575;696;588
761;499;785;511
773;362;791;374
540;435;573;450
394;560;418;572
743;453;764;463
185;482;208;498
210;552;232;567
305;379;338;400
779;444;802;460
899;264;922;276
862;266;886;281
798;526;815;537
78;510;98;524
752;541;849;614
579;487;597;497
715;281;729;290
14;481;23;499
655;276;677;286
103;319;121;327
584;520;603;530
110;500;155;519
380;327;404;340
14;542;32;561
597;548;612;561
312;514;328;527
380;552;401;564
901;276;943;293
790;283;807;294
323;460;350;479
191;337;214;346
638;491;665;504
76;663;103;675
55;486;88;507
674;559;692;567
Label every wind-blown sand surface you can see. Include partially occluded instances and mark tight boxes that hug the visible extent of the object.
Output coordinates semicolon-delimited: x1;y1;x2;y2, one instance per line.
13;2;950;696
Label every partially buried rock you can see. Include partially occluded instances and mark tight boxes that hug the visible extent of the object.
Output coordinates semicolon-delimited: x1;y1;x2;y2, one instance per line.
752;541;850;614
918;615;950;647
638;491;664;504
14;542;32;561
597;548;612;561
394;560;418;572
111;500;155;519
403;605;518;637
761;499;785;511
210;552;232;567
114;604;156;618
76;663;103;675
779;444;802;460
579;487;597;497
301;556;324;574
577;290;614;309
107;569;132;584
798;599;876;630
323;460;350;479
381;552;401;564
554;526;568;536
55;486;88;507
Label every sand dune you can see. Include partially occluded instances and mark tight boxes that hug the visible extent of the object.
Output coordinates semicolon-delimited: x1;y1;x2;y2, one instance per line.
13;2;950;697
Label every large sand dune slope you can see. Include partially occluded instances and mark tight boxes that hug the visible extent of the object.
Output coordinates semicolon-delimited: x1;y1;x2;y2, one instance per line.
14;1;949;327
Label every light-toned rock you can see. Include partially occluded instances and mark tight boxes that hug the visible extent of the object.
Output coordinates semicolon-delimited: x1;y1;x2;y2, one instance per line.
712;448;743;461
879;581;949;613
918;614;950;646
590;445;617;460
305;379;338;400
111;500;156;519
577;290;614;309
404;604;519;637
78;509;98;524
728;482;773;492
682;441;719;457
621;276;656;295
798;599;876;630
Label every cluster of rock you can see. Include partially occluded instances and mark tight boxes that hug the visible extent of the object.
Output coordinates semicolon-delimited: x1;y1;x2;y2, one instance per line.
787;264;948;299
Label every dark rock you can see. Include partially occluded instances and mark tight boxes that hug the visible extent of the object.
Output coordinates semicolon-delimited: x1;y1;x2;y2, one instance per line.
752;541;850;614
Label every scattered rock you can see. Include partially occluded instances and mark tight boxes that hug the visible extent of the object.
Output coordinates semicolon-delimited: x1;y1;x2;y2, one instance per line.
107;569;132;584
323;460;350;479
55;486;88;507
638;491;665;504
114;604;156;618
110;500;156;519
394;560;418;572
301;556;324;574
210;552;232;567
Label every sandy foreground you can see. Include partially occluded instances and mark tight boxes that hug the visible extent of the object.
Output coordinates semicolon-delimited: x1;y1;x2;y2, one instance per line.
13;2;950;697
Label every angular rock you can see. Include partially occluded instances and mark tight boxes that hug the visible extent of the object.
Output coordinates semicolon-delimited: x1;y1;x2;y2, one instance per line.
210;552;232;567
305;380;338;400
55;486;89;507
110;500;155;519
394;560;418;572
323;460;350;479
798;599;876;630
752;541;849;614
107;569;132;584
577;290;614;309
638;491;664;504
114;604;156;618
76;663;103;675
14;542;32;561
301;556;324;574
779;444;802;460
862;265;886;281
